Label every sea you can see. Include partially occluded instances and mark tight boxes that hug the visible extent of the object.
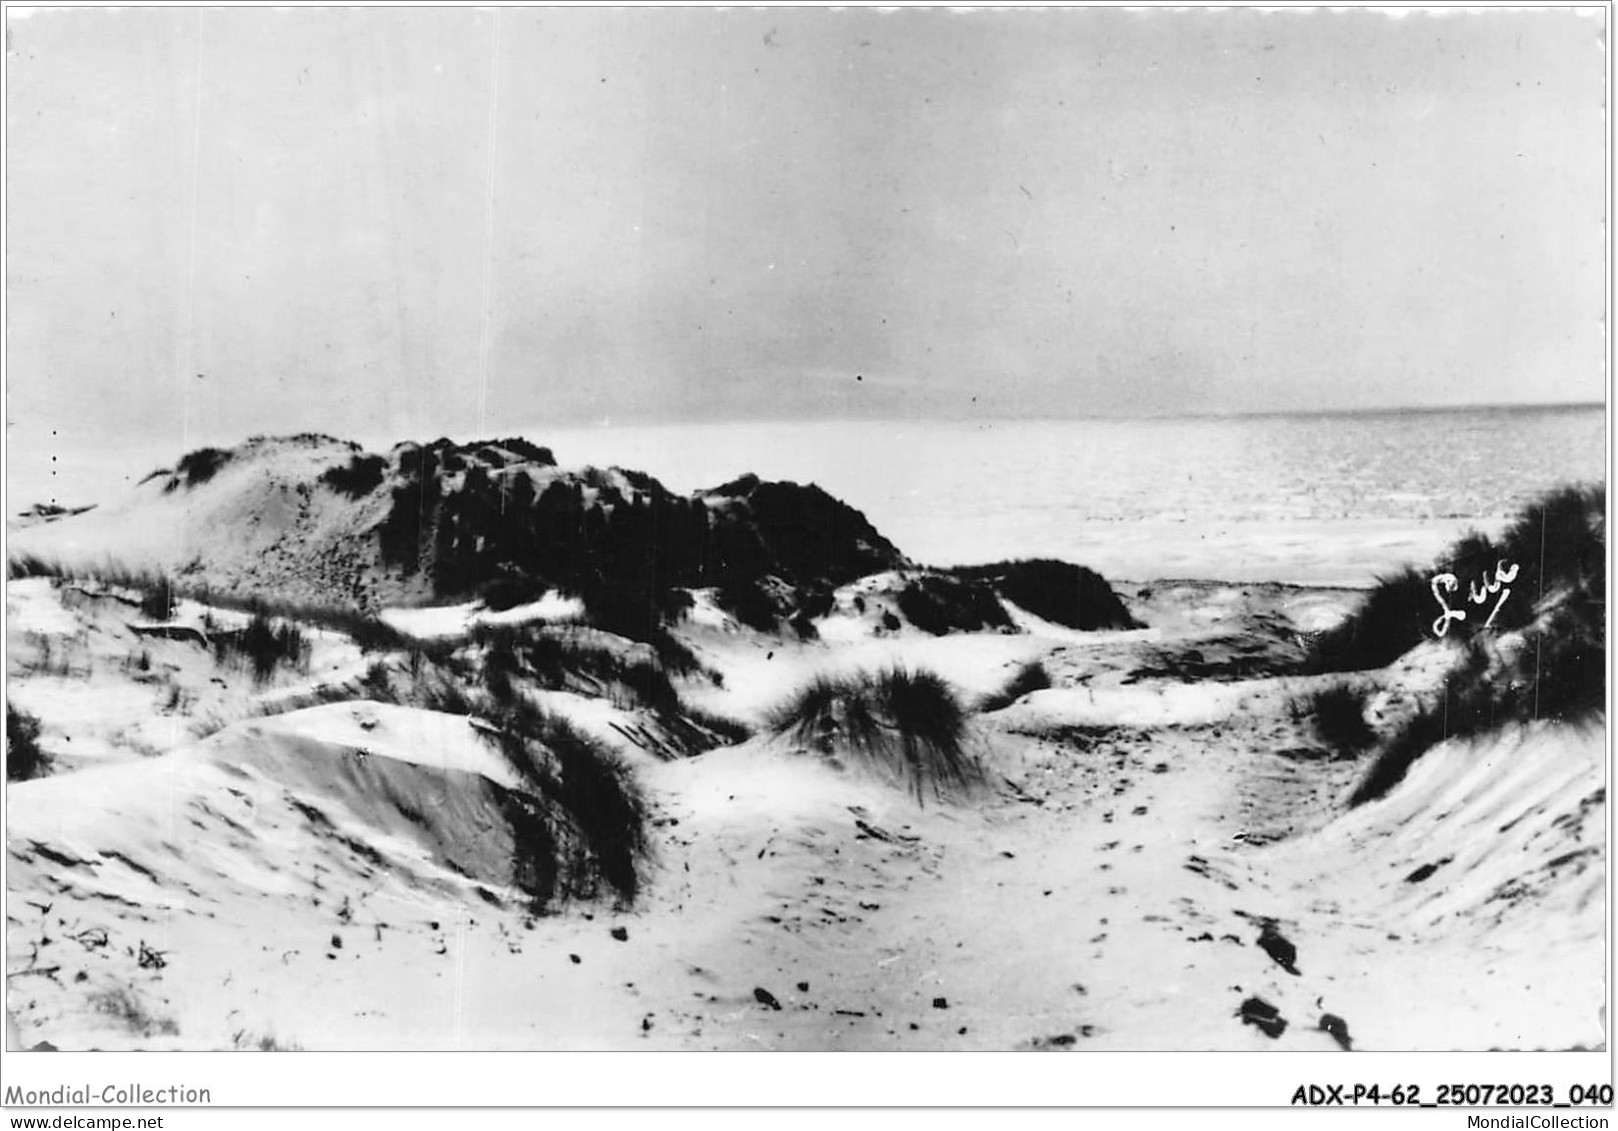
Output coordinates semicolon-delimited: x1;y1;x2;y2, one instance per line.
537;405;1607;587
7;404;1606;589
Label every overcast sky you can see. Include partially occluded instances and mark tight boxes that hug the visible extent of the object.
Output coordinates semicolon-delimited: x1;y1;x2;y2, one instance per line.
4;6;1607;458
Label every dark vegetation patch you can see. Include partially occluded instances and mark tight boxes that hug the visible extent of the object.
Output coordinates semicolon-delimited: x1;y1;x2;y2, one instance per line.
1292;683;1376;754
36;435;919;658
680;705;753;746
465;623;734;752
211;610;310;683
249;432;355;449
1349;620;1603;807
978;661;1052;712
16;502;96;523
6;702;51;781
1124;620;1306;683
510;711;647;905
7;552;56;581
1026;723;1121;748
1327;485;1605;806
415;683;650;906
768;666;978;802
166;447;233;491
1309;485;1604;674
476;437;556;467
88;436;916;656
459;624;718;737
382;448;908;648
896;573;1012;636
89;986;178;1039
9;556;204;639
705;472;761;498
319;453;388;498
247;657;653;910
711;575;834;639
715;577;793;634
733;479;904;584
494;792;563;911
570;578;703;661
951;559;1139;631
378;442;446;573
1303;567;1429;674
164;581;413;653
139;579;177;622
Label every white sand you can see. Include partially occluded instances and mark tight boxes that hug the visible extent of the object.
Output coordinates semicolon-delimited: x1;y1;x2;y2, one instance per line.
378;593;585;639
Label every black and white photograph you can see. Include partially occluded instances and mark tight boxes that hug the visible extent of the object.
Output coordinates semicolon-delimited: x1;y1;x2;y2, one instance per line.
2;0;1608;1099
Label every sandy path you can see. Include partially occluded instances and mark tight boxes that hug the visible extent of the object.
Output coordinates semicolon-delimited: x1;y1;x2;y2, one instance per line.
563;698;1601;1052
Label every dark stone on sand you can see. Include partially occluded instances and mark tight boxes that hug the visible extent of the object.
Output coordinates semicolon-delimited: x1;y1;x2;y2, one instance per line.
1404;856;1453;884
1319;1013;1353;1051
610;926;629;941
1258;924;1300;975
933;997;949;1009
1238;996;1288;1039
797;981;810;992
568;954;581;964
754;987;782;1011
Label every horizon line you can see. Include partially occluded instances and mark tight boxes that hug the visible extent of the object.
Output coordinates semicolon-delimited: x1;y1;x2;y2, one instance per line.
505;398;1606;434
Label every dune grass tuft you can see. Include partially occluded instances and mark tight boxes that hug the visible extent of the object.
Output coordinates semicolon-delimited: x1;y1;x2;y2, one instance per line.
7;552;58;581
1296;683;1376;754
212;610;310;684
530;713;648;905
715;577;790;634
139;579;177;621
318;453;388;498
168;446;233;491
465;622;714;732
1304;566;1430;674
1330;484;1606;806
896;574;1012;636
1348;705;1449;808
447;689;650;906
681;705;753;746
769;666;978;802
6;702;51;782
951;559;1139;631
977;660;1053;712
7;556;412;654
1309;484;1605;674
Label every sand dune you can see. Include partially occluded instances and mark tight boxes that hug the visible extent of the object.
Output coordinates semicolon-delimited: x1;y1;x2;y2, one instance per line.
6;570;1603;1051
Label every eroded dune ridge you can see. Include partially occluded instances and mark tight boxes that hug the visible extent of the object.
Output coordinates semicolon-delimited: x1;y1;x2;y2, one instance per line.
4;437;1605;1051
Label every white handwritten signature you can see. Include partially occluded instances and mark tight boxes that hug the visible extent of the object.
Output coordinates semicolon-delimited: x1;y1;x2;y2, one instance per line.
1430;559;1520;637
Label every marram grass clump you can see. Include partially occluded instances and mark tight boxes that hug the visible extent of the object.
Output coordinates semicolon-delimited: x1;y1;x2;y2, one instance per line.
6;702;51;782
1295;682;1376;755
768;666;979;802
1308;484;1605;674
1326;484;1606;807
